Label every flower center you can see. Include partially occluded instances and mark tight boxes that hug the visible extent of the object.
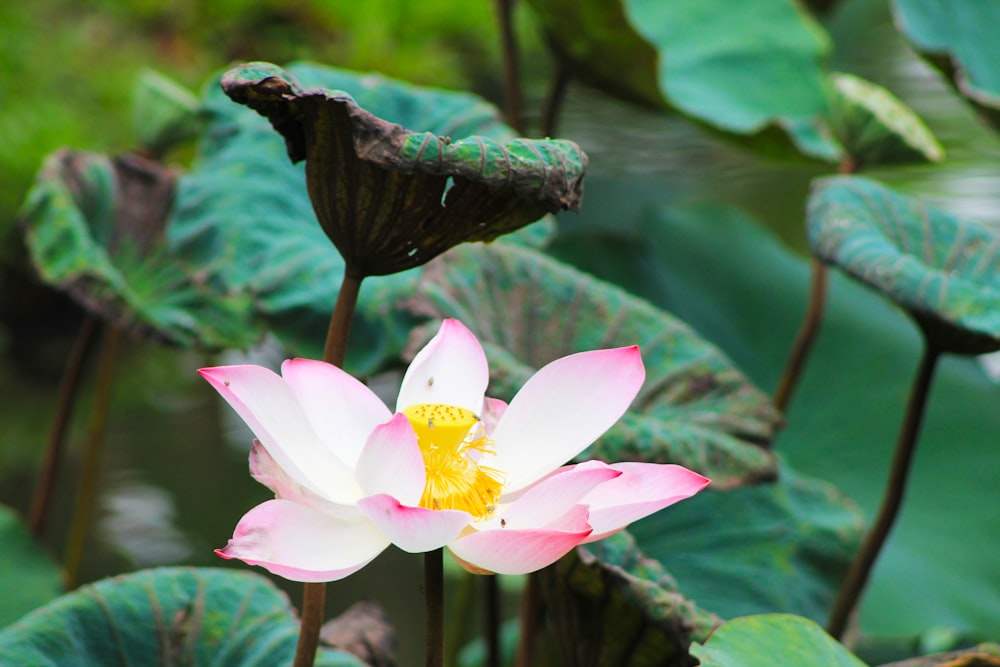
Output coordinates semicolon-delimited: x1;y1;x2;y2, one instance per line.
403;403;504;520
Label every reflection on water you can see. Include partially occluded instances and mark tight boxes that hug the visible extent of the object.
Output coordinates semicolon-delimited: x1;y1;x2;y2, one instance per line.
98;473;193;567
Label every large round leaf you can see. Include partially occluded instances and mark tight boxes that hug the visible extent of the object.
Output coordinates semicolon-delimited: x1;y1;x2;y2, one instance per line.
540;531;718;667
524;0;839;160
0;567;364;666
19;149;259;351
808;175;1000;354
893;0;1000;129
219;61;585;277
0;506;61;628
409;242;781;487
168;62;554;374
691;614;868;667
548;194;1000;635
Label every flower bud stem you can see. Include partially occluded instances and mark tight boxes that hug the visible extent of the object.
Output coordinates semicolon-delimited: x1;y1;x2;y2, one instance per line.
425;548;445;667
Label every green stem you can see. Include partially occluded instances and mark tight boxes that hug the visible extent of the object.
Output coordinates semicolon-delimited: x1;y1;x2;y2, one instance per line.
293;271;364;667
29;313;100;537
826;343;941;639
773;258;827;413
495;0;523;133
62;323;123;590
425;548;445;667
514;572;541;667
484;575;501;667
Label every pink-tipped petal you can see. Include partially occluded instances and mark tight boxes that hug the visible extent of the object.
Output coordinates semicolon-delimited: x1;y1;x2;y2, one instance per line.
199;365;361;503
489;346;645;493
281;358;392;469
357;494;472;553
448;505;592;575
396;319;488;414
355;415;425;506
248;440;358;518
215;499;388;582
480;397;508;435
580;462;710;543
488;461;620;530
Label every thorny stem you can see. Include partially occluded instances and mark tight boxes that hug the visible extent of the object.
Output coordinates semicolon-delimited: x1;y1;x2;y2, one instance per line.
495;0;523;133
772;156;857;417
515;572;542;667
539;63;571;139
62;323;123;590
772;258;828;413
484;575;501;667
826;343;941;639
425;548;445;667
293;270;364;667
29;313;100;537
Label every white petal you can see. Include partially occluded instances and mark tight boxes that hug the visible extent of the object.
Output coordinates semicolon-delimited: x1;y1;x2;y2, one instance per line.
216;499;389;582
489;346;645;493
355;414;426;506
281;358;392;469
357;494;471;553
395;319;488;413
200;365;362;503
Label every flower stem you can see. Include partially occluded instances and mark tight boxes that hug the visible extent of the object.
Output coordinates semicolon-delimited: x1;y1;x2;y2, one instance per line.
294;271;365;667
514;572;541;667
484;575;501;667
62;322;122;590
29;313;100;537
425;548;445;667
773;258;828;413
495;0;523;133
826;343;941;639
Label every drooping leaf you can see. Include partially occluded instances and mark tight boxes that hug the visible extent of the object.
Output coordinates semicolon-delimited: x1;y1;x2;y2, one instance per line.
827;72;944;168
808;175;1000;354
19;149;260;351
893;0;1000;129
219;61;585;277
690;614;868;667
408;242;780;487
539;531;718;667
524;0;840;160
548;193;1000;635
631;465;862;623
169;62;554;375
0;506;61;628
0;567;365;666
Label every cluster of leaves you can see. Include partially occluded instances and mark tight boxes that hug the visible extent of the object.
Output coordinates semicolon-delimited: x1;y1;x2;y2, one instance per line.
4;0;1000;666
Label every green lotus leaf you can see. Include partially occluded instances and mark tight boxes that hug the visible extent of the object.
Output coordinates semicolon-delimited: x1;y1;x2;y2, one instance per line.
540;531;718;667
0;567;364;666
409;242;780;487
690;614;868;667
219;61;585;277
524;0;840;160
19;149;259;351
893;0;1000;129
0;506;61;628
169;62;554;374
808;175;1000;354
827;72;944;168
632;465;862;624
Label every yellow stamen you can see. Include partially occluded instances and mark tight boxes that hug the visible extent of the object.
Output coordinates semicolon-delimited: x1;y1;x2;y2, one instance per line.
403;403;504;520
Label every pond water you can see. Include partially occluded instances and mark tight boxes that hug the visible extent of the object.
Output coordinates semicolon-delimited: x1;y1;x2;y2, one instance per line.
2;0;999;664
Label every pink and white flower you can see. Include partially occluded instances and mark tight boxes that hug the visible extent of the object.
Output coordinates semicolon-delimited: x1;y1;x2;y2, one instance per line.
201;319;709;582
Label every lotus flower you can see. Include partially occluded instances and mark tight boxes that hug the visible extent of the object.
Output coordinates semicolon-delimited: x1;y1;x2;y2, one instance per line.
201;319;709;582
